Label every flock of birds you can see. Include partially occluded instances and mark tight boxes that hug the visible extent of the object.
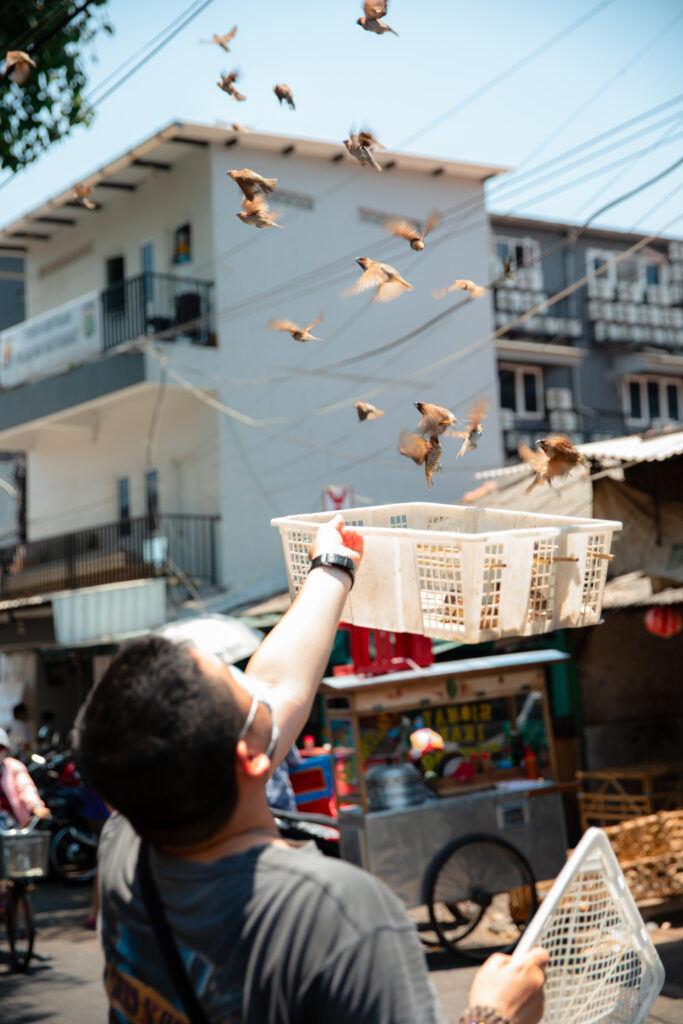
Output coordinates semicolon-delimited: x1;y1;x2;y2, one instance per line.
1;2;587;497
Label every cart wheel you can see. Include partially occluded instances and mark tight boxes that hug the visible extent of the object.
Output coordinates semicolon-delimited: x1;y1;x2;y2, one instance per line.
7;884;35;972
425;833;537;961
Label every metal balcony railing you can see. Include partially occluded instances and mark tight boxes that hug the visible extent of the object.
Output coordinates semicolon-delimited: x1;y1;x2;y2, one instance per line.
0;514;219;599
101;272;214;351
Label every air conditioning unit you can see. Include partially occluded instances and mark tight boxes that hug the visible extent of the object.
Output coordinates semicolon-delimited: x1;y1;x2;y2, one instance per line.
499;408;516;430
545;388;573;411
669;241;683;262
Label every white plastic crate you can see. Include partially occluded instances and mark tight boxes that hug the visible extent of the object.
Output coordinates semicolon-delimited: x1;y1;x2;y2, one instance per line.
513;828;664;1024
271;503;622;643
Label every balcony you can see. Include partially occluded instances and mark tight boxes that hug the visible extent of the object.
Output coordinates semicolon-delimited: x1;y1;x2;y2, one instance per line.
0;272;214;393
0;514;219;600
102;272;214;350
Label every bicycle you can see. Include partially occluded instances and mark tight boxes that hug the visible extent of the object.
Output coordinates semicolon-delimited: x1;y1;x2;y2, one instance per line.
0;816;50;971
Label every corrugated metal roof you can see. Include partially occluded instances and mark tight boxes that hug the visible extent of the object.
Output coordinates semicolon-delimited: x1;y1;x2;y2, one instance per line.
321;649;569;692
475;429;683;481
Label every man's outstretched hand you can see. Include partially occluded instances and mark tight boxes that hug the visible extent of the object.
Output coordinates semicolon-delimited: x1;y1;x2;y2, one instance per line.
309;513;364;570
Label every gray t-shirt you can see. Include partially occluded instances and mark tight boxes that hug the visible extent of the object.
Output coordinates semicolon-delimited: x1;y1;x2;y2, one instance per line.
99;813;445;1024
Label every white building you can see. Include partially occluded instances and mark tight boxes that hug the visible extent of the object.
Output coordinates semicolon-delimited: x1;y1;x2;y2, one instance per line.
0;120;504;719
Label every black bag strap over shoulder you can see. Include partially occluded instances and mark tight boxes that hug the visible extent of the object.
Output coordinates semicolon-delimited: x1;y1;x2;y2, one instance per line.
138;841;211;1024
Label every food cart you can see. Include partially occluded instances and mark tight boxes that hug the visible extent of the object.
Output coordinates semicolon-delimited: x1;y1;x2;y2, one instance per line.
320;649;573;958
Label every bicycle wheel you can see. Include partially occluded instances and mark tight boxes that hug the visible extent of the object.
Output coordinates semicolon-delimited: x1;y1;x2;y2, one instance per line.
6;884;34;972
425;833;538;961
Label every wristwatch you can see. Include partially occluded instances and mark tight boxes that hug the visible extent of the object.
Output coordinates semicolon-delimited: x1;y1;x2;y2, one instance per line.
308;553;355;589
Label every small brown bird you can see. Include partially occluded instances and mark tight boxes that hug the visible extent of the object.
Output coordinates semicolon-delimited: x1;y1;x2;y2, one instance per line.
73;184;97;210
414;401;458;437
453;398;489;458
267;314;323;342
355;401;384;421
218;71;246;101
435;278;488;300
230;123;249;132
228;168;277;201
344;130;384;172
2;50;37;85
502;257;515;280
519;436;585;493
236;194;284;229
357;1;398;36
383;212;441;252
212;27;237;51
398;431;443;490
344;257;412;303
273;84;295;110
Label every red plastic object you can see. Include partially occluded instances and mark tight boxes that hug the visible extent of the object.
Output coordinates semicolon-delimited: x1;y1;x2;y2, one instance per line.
332;624;434;677
643;606;682;639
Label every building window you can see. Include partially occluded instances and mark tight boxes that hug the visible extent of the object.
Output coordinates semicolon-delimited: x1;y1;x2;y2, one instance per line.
145;469;159;525
623;375;682;425
666;383;679;420
628;381;641;420
118;477;130;537
140;242;155;302
495;236;540;272
498;364;544;419
645;262;660;286
105;255;125;315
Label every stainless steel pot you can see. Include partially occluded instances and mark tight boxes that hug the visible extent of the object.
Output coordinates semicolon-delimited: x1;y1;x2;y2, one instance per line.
365;763;427;812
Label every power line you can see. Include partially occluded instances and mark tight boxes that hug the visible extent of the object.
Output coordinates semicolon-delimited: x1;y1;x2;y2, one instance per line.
397;0;618;149
512;8;683;171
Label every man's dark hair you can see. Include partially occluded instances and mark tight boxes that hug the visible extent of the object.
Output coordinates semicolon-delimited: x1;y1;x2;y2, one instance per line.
72;636;243;845
13;703;27;719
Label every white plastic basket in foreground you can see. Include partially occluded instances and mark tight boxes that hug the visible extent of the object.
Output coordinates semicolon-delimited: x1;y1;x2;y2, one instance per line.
513;828;664;1024
271;503;622;643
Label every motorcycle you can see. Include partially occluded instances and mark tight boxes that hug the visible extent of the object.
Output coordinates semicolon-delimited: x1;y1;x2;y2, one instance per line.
29;751;99;883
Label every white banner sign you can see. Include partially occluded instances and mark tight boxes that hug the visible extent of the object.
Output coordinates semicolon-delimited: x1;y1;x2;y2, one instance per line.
0;290;101;389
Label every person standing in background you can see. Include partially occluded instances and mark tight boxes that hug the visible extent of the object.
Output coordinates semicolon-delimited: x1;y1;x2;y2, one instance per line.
10;702;32;758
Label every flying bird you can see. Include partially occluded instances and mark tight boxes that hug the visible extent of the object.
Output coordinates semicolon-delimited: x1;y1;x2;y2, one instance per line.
230;123;249;132
383;212;441;252
397;432;443;490
218;71;246;101
518;436;585;493
228;168;277;201
357;1;398;36
502;257;515;280
212;27;237;51
344;257;412;303
73;184;97;210
434;278;488;300
355;402;384;421
344;130;383;172
273;84;295;110
2;50;37;86
414;401;458;437
267;314;323;342
236;194;284;229
453;398;489;458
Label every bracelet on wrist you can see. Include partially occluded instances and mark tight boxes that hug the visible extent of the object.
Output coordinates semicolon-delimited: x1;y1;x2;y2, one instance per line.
308;553;355;589
458;1008;511;1024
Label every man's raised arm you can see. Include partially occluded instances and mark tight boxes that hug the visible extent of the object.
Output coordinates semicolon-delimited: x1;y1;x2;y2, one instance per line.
244;513;363;763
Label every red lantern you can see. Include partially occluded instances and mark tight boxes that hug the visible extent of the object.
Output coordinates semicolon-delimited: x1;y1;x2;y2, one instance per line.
644;606;682;639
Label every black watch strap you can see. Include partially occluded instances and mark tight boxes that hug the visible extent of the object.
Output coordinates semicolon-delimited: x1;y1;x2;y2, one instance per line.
309;553;355;589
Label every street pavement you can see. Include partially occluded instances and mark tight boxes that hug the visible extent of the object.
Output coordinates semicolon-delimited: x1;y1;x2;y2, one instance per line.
0;880;681;1022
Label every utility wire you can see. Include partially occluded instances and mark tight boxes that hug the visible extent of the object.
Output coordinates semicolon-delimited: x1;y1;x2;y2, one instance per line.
397;0;618;149
512;8;683;171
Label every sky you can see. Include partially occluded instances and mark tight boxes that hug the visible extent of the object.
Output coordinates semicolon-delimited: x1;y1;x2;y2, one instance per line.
1;0;683;236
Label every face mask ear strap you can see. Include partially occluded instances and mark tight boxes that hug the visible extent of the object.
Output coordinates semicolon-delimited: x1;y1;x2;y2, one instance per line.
237;694;258;742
